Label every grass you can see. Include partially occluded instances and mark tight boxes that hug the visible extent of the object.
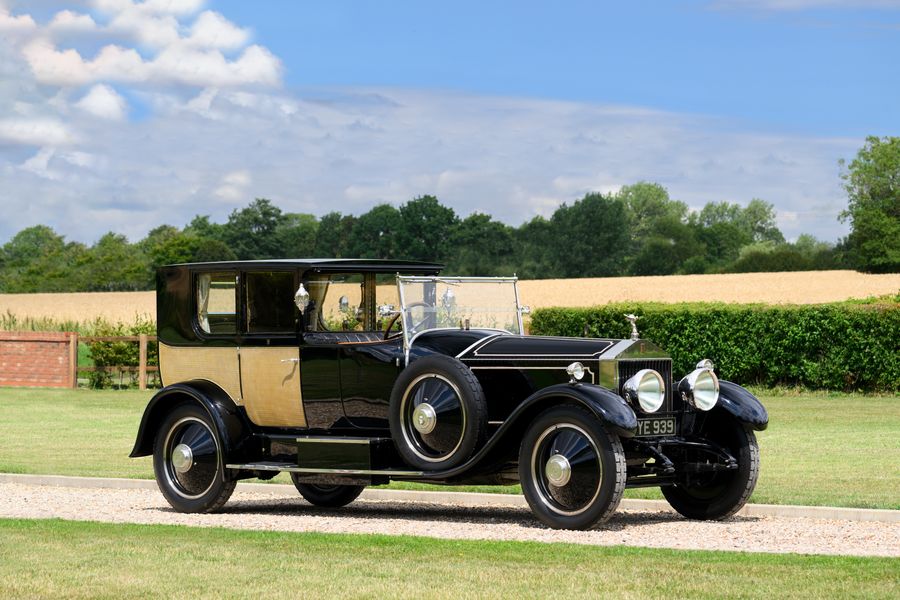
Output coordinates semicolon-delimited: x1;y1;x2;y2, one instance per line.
0;519;896;600
0;388;897;509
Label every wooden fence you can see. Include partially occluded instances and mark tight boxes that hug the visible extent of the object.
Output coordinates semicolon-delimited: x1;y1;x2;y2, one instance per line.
77;334;159;390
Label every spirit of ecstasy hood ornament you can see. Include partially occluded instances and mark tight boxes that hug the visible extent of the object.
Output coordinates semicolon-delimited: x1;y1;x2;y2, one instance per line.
624;314;640;340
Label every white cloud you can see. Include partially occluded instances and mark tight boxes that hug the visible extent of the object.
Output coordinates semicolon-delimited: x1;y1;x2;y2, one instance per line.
93;0;205;18
188;10;249;49
22;38;281;88
0;7;35;33
23;39;144;86
152;44;281;87
214;169;251;201
0;118;73;146
48;10;98;32
60;150;101;169
75;84;128;120
20;147;60;180
107;9;180;47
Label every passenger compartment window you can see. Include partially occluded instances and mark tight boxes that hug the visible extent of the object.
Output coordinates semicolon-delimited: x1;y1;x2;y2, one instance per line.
245;271;296;333
197;272;237;334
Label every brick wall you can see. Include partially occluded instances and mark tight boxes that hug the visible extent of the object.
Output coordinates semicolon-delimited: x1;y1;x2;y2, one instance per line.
0;331;74;388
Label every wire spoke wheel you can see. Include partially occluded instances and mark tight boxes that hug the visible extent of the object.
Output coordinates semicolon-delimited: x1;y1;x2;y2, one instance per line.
532;424;603;516
402;374;466;461
153;404;235;513
662;414;760;520
519;406;625;530
163;417;219;498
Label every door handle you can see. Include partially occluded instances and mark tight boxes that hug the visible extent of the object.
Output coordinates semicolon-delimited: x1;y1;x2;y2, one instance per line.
281;358;300;363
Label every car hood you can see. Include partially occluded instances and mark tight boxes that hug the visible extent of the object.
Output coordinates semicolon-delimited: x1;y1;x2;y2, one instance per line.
459;334;620;361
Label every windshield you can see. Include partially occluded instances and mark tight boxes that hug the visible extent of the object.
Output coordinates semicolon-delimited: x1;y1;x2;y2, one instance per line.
397;276;523;341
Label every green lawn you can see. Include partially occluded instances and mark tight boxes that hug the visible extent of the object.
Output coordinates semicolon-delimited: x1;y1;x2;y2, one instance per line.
1;387;897;508
0;519;896;600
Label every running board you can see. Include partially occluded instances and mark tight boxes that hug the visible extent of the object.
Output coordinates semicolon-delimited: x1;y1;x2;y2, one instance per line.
226;461;424;477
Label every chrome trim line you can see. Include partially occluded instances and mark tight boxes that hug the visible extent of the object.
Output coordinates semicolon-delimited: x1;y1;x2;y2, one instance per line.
454;333;507;359
471;338;615;358
469;365;596;384
226;463;424;477
406;327;511;366
295;436;374;445
488;421;505;426
399;276;518;283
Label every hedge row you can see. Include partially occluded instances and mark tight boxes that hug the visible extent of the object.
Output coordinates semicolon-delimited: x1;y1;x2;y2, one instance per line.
530;300;899;392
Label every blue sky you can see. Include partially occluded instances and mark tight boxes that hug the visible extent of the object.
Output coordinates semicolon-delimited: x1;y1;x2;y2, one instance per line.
1;0;898;246
221;0;899;136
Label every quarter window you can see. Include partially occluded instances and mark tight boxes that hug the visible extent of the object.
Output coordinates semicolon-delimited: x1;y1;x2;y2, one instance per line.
245;271;297;333
197;272;237;334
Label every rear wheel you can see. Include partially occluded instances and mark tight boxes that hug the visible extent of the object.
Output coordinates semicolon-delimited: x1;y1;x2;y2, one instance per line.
153;404;235;513
519;406;626;530
662;415;760;520
290;474;365;508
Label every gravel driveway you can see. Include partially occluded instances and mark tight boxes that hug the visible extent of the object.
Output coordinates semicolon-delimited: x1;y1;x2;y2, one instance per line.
2;481;897;557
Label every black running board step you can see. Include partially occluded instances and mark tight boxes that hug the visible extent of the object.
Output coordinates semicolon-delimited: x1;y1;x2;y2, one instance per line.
226;461;424;477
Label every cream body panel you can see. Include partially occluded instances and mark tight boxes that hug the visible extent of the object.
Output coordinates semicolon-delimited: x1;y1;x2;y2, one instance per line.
239;347;306;428
159;343;242;404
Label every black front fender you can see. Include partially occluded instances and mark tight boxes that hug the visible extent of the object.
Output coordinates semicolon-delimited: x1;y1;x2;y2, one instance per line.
518;383;638;438
716;381;769;431
129;381;254;463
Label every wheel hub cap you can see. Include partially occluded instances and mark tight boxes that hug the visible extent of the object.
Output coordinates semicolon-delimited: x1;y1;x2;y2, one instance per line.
545;453;571;487
171;443;194;474
412;402;437;434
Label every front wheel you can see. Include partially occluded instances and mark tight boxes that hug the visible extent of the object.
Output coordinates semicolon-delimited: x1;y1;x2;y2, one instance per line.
290;474;365;507
519;406;626;530
153;403;235;513
662;415;760;520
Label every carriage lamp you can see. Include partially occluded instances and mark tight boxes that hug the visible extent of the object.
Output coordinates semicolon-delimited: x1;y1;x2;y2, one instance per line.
623;369;665;413
566;362;585;382
678;361;719;411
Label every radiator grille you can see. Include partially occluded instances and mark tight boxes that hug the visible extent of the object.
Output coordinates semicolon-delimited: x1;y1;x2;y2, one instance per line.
617;359;674;413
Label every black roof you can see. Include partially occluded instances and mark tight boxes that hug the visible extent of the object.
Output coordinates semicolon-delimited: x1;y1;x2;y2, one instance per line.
164;258;443;274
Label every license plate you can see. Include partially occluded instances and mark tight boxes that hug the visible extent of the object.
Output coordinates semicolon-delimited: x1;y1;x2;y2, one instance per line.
636;417;676;437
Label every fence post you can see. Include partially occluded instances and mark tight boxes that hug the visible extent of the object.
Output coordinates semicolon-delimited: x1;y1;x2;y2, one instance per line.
68;332;78;389
139;333;148;391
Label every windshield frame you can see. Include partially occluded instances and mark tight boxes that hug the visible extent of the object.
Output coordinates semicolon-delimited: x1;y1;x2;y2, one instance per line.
396;275;524;361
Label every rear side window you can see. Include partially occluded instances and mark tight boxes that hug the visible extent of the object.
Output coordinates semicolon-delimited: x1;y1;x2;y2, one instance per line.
245;271;296;333
197;272;237;334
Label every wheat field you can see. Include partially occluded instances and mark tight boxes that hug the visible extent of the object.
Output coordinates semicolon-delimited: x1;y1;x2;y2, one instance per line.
0;270;897;325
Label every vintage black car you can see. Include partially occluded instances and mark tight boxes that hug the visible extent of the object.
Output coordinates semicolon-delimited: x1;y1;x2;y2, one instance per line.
131;259;768;530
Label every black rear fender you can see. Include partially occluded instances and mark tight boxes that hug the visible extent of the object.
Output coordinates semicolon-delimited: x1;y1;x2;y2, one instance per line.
129;381;254;467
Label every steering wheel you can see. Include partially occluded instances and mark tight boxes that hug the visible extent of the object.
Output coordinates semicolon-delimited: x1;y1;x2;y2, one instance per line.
384;301;430;340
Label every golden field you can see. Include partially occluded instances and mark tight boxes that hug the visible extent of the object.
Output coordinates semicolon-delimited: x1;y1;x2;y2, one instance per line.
0;270;897;325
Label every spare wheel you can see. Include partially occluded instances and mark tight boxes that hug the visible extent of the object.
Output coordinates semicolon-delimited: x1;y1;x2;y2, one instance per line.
388;355;487;470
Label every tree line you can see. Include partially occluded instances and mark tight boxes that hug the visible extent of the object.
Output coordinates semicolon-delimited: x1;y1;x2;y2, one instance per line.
1;136;896;293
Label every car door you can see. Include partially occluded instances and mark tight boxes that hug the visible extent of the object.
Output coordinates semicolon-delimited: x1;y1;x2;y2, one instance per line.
238;270;306;427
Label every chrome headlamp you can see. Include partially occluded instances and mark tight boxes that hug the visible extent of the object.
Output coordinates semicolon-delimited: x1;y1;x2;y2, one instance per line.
623;369;665;413
678;360;719;411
